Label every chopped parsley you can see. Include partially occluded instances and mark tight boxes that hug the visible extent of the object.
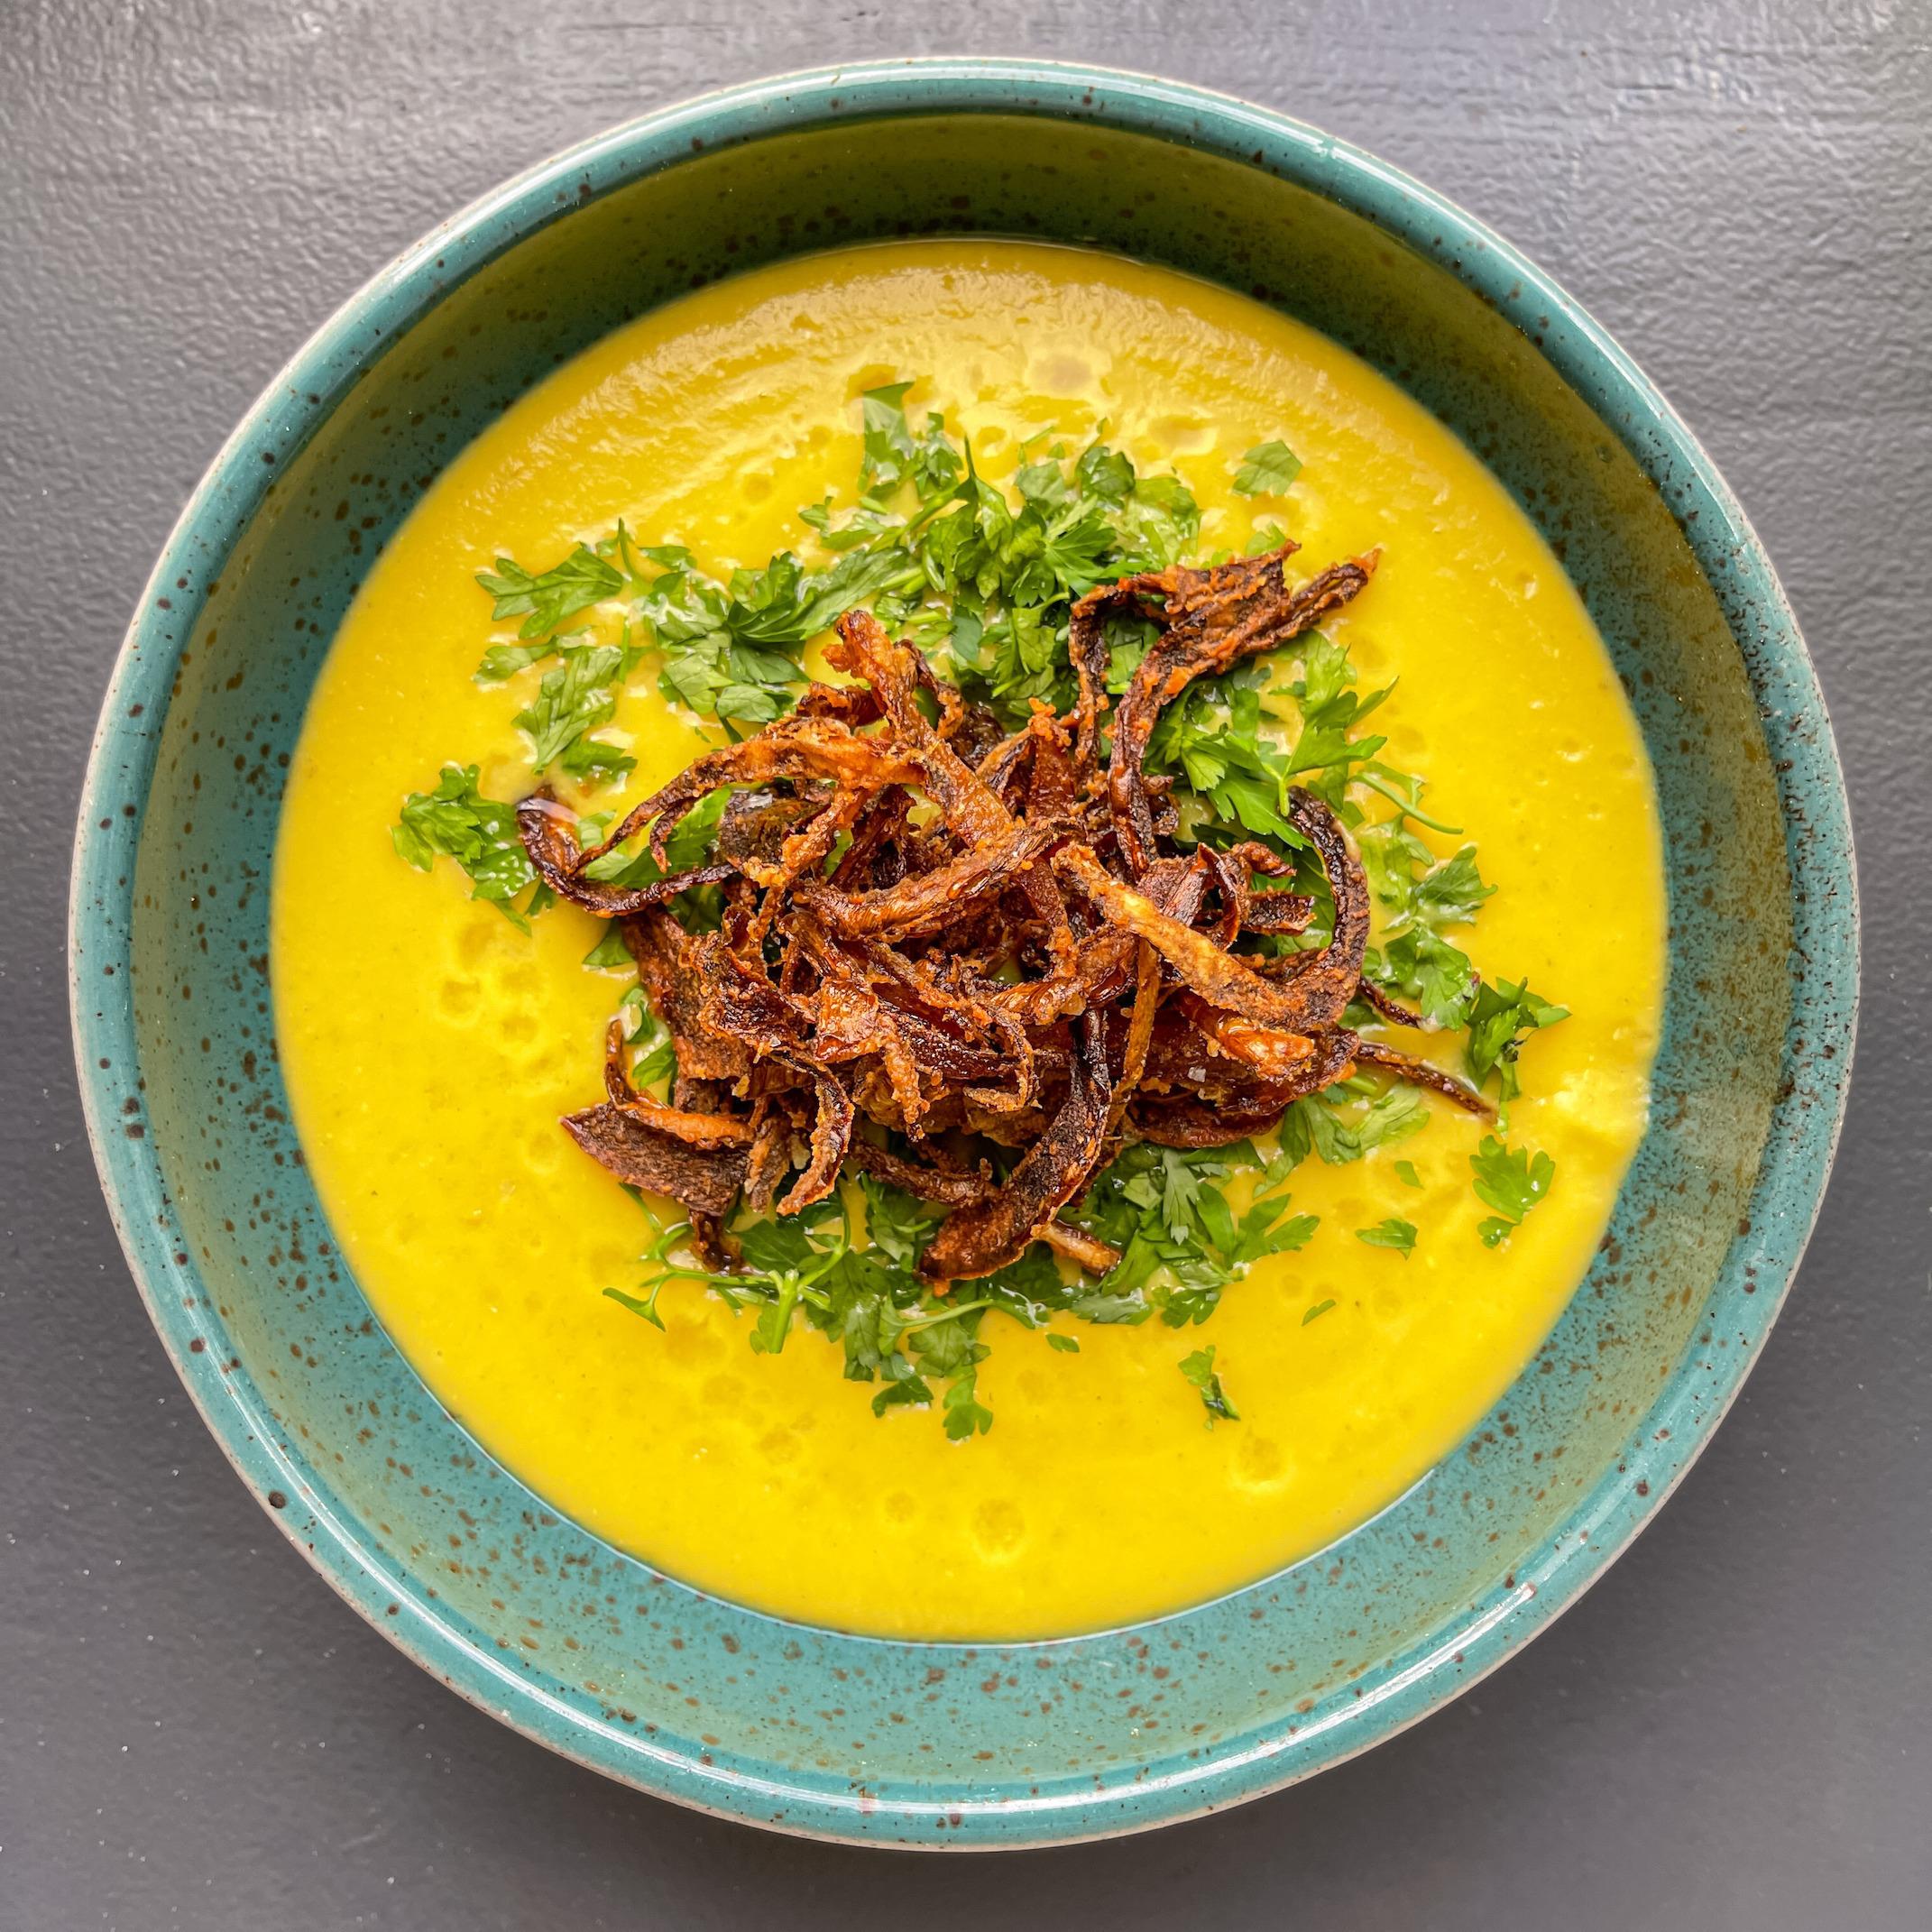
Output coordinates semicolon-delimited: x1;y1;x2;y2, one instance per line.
1470;1136;1556;1247
1073;1140;1320;1328
1283;1085;1429;1166
1232;438;1303;497
1466;976;1570;1105
477;543;621;639
391;764;549;929
1178;1345;1239;1425
511;636;642;781
1359;823;1490;1026
1356;1217;1418;1257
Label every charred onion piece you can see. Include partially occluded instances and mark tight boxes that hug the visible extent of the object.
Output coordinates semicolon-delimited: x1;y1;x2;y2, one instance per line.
1053;842;1329;1031
518;791;734;915
920;1014;1113;1283
1036;1219;1122;1274
621;911;749;1082
1353;1039;1493;1116
586;715;923;869
799;821;1056;941
601;1020;753;1148
560;1106;748;1216
1132;1029;1361;1146
1097;547;1375;875
521;553;1486;1279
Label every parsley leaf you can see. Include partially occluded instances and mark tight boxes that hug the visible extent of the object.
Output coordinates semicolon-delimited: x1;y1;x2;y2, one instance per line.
477;544;622;639
581;925;632;971
392;765;543;928
1357;823;1492;1027
1356;1217;1418;1257
475;638;559;684
1115;472;1201;573
1233;439;1303;497
727;545;926;648
511;639;640;780
1074;440;1136;504
630;1032;677;1086
1465;977;1569;1103
1178;1345;1238;1425
941;1364;995;1440
1367;925;1479;1030
1412;844;1494;925
858;1174;942;1269
859;381;918;501
1071;1141;1317;1332
1470;1136;1556;1246
1147;676;1302;846
1282;1085;1429;1166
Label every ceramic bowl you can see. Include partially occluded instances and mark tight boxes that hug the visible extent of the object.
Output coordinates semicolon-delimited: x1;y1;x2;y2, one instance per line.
70;60;1856;1845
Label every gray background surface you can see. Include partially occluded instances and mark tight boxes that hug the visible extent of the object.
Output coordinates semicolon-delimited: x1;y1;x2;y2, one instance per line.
4;2;1927;1926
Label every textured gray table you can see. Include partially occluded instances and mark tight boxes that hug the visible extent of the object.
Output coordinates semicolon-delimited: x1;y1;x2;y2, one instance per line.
5;3;1927;1926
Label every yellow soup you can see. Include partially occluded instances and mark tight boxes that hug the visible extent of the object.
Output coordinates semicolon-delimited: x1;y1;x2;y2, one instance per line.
273;241;1665;1640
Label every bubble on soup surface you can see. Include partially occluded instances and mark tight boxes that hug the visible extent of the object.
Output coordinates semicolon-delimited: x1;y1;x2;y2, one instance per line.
1371;1283;1410;1324
701;1373;749;1417
1230;1433;1293;1493
971;1498;1026;1559
1148;411;1213;455
437;975;483;1022
586;1240;632;1279
455;916;517;968
1031;351;1092;394
1383;722;1430;763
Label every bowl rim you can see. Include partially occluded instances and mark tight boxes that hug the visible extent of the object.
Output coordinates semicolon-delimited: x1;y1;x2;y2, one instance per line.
69;56;1860;1845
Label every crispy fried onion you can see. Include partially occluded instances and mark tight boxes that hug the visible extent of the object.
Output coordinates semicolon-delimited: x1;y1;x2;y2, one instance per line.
1095;547;1378;876
522;551;1491;1283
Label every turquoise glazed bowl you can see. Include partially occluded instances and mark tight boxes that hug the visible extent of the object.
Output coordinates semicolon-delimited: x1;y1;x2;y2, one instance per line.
71;60;1856;1845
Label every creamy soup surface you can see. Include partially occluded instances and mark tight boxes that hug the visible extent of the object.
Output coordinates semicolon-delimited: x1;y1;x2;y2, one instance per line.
272;241;1666;1640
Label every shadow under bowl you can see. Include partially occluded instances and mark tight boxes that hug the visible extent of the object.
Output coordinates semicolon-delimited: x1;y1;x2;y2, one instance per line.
70;60;1856;1846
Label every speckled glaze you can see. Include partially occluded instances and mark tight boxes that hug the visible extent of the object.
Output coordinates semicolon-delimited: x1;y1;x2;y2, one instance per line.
69;62;1856;1846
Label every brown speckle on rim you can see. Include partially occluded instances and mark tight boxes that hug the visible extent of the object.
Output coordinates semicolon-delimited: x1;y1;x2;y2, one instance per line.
267;1489;288;1509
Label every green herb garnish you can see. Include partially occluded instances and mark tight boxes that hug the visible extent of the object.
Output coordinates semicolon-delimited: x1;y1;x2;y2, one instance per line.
477;543;621;639
1356;1217;1418;1257
391;764;547;929
1470;1136;1556;1246
1178;1345;1239;1425
1232;438;1303;497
